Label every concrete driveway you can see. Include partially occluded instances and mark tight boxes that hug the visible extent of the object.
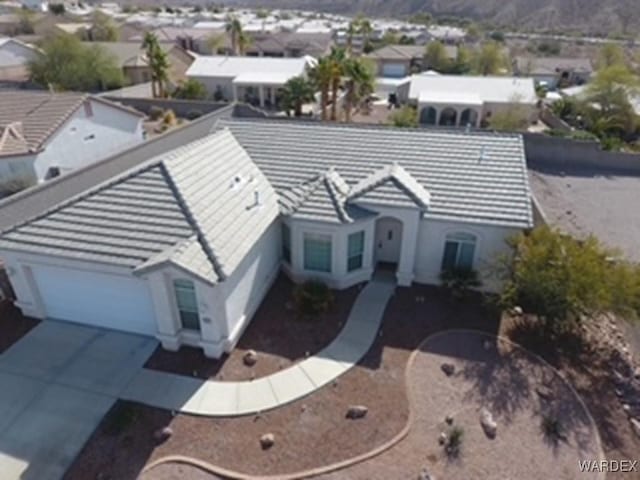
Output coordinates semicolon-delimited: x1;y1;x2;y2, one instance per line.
0;320;157;480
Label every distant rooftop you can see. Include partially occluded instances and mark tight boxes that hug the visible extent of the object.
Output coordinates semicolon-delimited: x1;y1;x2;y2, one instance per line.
186;55;314;79
408;75;538;105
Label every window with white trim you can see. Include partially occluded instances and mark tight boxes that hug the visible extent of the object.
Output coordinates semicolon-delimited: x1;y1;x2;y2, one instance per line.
347;231;365;272
304;233;332;272
173;279;200;331
441;233;477;271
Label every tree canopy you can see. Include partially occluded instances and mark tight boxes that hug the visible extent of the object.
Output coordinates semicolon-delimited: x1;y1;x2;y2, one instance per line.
172;79;207;100
90;11;119;42
280;76;315;117
472;41;507;75
501;226;640;332
425;42;450;72
29;34;124;92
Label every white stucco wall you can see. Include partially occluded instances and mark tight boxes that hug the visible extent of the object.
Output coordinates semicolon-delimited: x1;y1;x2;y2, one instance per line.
414;217;519;291
218;218;281;352
0;154;36;186
0;39;39;68
31;99;144;181
189;75;235;100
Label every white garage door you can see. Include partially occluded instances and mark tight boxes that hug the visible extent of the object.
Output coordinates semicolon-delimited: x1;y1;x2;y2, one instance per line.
382;63;407;78
31;265;157;336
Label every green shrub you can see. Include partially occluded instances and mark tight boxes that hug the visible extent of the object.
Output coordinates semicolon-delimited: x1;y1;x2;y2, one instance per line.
163;109;177;126
446;425;464;457
440;268;482;300
149;105;164;120
293;280;334;317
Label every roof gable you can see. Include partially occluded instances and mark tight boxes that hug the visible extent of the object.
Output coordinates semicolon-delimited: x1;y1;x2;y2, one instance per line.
349;163;431;209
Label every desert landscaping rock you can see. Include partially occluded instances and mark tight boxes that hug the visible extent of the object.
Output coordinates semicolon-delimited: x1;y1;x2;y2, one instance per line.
440;363;455;376
418;468;434;480
346;405;368;420
535;385;554;401
445;414;453;425
153;426;173;444
243;350;258;367
260;433;275;450
438;432;447;445
480;408;497;438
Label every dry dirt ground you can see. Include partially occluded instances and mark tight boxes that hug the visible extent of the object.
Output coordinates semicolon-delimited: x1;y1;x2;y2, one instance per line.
144;275;358;381
63;285;640;480
64;285;499;480
317;330;603;480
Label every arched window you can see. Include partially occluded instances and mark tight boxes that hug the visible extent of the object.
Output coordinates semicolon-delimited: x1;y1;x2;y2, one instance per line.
460;108;479;127
441;233;477;271
419;106;437;125
439;107;458;126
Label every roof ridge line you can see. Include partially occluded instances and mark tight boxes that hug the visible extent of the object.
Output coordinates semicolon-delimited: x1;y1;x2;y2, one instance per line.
158;151;227;282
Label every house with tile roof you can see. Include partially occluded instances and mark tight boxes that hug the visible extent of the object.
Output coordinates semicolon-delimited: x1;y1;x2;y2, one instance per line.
367;43;457;78
512;56;593;89
0;91;145;191
82;42;195;86
0;37;40;83
0;117;533;358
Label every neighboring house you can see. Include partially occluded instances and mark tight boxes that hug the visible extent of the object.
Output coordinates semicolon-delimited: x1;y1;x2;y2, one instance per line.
367;43;457;78
241;31;332;58
84;41;195;86
0;91;144;186
398;74;538;127
0;37;40;83
0;14;21;36
131;26;215;55
21;0;48;11
513;56;593;89
0;118;533;358
186;55;316;108
54;22;92;37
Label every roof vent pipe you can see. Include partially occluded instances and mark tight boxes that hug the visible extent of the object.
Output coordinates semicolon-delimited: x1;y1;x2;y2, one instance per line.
254;190;261;206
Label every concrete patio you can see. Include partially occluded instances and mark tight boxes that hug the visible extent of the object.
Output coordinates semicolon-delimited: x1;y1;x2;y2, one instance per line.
122;273;396;416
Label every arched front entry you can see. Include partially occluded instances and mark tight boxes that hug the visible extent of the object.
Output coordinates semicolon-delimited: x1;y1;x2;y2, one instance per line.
460;108;479;127
439;107;457;126
375;217;403;265
419;106;437;125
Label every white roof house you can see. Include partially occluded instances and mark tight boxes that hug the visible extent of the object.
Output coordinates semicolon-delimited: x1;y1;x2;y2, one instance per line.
187;55;316;108
0;37;40;82
0;117;532;359
400;74;538;127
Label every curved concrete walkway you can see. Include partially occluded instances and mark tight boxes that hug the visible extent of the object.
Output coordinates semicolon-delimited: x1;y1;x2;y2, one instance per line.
121;273;396;416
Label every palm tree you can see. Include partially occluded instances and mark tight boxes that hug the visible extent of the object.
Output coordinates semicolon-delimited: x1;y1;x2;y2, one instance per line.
281;76;315;117
237;29;253;55
142;32;170;98
358;17;373;53
207;33;226;54
309;57;332;120
343;57;375;122
346;21;358;56
225;15;243;55
328;47;347;121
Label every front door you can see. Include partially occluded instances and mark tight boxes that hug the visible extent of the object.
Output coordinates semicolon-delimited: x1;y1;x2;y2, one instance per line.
375;217;403;264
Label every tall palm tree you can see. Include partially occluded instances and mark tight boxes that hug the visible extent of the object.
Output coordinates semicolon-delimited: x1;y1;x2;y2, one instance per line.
328;47;347;121
357;17;373;53
142;32;170;98
281;76;315;117
309;56;332;121
225;15;243;55
343;57;375;122
345;21;358;56
237;29;253;55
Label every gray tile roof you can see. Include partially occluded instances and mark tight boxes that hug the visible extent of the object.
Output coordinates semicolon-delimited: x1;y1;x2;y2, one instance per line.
0;104;234;232
0;127;279;284
514;56;593;75
0;91;143;158
0;91;87;156
218;119;533;228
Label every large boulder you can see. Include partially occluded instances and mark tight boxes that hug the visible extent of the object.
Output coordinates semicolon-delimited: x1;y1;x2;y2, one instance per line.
441;363;455;376
260;433;275;449
480;408;497;438
346;405;368;419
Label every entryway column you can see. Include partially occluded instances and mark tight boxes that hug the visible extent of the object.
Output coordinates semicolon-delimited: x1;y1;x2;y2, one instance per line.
259;85;265;107
396;211;421;286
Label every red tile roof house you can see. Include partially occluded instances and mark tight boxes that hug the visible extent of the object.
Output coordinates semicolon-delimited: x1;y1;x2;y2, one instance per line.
0;114;533;358
0;91;145;192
